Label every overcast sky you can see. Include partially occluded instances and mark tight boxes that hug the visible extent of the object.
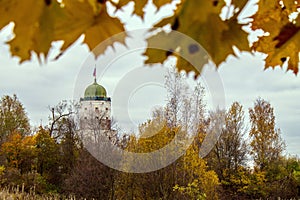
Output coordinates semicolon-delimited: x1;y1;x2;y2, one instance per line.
0;1;299;156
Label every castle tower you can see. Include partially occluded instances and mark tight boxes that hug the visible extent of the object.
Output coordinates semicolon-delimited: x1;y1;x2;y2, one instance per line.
79;77;111;132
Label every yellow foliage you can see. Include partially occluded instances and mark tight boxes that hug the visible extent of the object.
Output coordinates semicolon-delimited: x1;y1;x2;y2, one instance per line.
1;131;36;169
174;143;219;199
0;165;5;176
0;0;299;74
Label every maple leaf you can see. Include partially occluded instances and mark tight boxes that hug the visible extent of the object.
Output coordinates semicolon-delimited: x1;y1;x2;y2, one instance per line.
144;29;210;76
145;0;250;76
144;31;178;65
190;15;250;66
0;0;14;31
251;0;300;74
111;0;131;8
253;23;300;74
1;0;49;62
282;0;300;14
88;0;103;13
153;0;184;28
57;1;125;56
1;0;125;62
251;0;289;33
53;0;100;53
84;4;125;56
111;0;149;18
152;0;174;11
132;0;148;18
231;0;248;11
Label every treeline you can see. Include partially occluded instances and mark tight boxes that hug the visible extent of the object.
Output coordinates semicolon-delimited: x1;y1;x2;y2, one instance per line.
0;71;299;199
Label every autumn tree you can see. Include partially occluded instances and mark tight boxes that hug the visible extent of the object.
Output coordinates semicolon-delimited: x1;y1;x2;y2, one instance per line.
35;127;61;190
207;102;248;176
115;113;219;200
174;144;220;200
114;114;181;199
264;156;300;198
0;130;51;193
0;94;30;143
206;102;248;198
47;101;81;175
1;131;36;173
249;98;285;171
64;149;118;200
114;69;218;199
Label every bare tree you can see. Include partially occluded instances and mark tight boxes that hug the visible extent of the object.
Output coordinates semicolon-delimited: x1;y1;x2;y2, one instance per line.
164;67;189;128
48;100;79;139
207;102;248;179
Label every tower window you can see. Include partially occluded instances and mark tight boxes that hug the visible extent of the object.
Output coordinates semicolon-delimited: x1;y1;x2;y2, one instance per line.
95;107;99;111
84;107;87;110
96;116;99;119
106;107;108;110
84;117;87;119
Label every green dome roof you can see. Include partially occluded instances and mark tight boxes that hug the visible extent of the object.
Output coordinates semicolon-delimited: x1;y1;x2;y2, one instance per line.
84;80;107;98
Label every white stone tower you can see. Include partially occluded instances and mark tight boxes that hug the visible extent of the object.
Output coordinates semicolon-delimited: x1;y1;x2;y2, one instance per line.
79;76;112;134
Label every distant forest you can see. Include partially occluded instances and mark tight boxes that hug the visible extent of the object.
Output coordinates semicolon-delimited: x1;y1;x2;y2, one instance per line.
0;71;299;199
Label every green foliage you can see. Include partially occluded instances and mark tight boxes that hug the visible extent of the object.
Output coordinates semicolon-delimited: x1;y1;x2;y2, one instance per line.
0;94;30;143
35;127;61;190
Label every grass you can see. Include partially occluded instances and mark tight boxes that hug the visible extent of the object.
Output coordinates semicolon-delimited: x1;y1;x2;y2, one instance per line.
0;186;76;200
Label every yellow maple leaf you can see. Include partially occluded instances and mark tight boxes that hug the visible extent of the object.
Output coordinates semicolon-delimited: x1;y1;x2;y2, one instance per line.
282;0;300;14
153;0;184;28
231;0;248;11
54;0;102;52
111;0;132;10
251;0;300;74
251;0;289;34
180;16;249;70
1;0;125;62
253;23;300;74
144;29;210;76
87;0;103;14
145;0;250;75
117;0;175;18
2;0;45;62
34;1;67;60
152;0;174;11
0;0;15;30
84;4;125;56
144;31;178;64
132;0;148;18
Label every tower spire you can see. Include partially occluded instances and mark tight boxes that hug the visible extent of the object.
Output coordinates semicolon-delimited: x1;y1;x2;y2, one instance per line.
93;65;97;83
